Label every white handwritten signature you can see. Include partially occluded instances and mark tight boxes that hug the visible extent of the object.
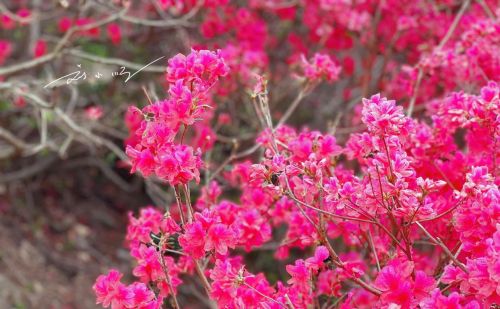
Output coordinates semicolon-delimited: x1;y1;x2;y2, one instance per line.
43;56;165;89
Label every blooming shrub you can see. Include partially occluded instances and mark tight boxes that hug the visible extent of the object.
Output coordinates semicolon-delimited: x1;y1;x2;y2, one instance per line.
94;45;499;309
89;0;500;307
0;0;498;308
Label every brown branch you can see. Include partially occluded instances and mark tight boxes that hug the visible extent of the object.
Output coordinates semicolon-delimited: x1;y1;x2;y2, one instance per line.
13;88;129;162
416;222;468;273
476;0;495;18
0;127;31;151
276;88;307;128
0;155;58;183
414;198;464;223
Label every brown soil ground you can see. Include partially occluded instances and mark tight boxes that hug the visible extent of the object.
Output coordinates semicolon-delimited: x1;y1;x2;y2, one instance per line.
0;165;149;309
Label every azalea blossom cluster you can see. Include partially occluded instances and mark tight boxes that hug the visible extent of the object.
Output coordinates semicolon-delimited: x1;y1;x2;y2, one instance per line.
125;49;228;185
95;42;499;308
91;3;498;307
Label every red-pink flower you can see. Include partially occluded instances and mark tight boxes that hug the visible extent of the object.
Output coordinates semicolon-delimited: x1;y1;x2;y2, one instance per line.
420;289;480;309
301;53;341;82
93;269;162;309
93;269;133;308
179;221;206;258
75;18;100;37
58;16;72;32
206;223;237;255
107;23;121;45
0;40;12;65
33;39;46;58
1;14;14;29
362;94;411;136
166;49;229;86
305;246;329;271
84;106;104;120
155;144;203;185
286;259;310;287
126;147;156;177
16;8;30;24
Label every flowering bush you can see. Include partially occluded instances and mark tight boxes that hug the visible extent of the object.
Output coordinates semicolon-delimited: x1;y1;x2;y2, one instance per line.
0;0;498;308
96;42;498;309
96;68;500;307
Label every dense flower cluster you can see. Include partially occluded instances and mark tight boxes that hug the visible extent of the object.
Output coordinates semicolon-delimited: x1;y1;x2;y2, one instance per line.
301;53;341;83
96;44;500;306
94;269;164;309
125;49;228;185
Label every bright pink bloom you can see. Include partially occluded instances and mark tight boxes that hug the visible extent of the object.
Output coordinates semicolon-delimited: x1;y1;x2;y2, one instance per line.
16;8;30;24
206;223;237;255
93;269;162;309
179;221;206;258
33;39;46;58
75;18;100;37
0;40;12;65
301;53;341;82
58;16;72;32
420;289;480;309
362;94;411;136
166;49;229;86
93;269;133;308
1;14;14;29
155;144;203;185
107;23;121;45
126;147;156;177
305;246;329;271
286;259;310;287
84;106;104;120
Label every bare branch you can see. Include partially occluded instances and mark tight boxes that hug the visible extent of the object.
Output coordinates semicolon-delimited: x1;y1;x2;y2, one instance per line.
275;88;307;128
416;221;468;273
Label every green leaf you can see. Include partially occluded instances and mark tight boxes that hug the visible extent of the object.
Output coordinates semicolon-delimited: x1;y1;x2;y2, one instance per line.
82;43;109;58
0;101;10;111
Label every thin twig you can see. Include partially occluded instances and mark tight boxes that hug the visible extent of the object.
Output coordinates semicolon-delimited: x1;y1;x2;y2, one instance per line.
276;88;307;127
62;157;137;192
194;261;212;297
416;222;468;273
368;230;381;271
436;244;463;285
156;240;181;309
0;155;58;183
242;282;288;308
284;294;296;309
0;53;56;76
13;88;129;162
477;0;496;18
0;127;31;151
282;170;382;296
414;198;464;223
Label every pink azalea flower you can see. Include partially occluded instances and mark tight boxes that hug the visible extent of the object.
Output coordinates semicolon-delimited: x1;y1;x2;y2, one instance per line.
107;23;121;45
301;53;341;82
